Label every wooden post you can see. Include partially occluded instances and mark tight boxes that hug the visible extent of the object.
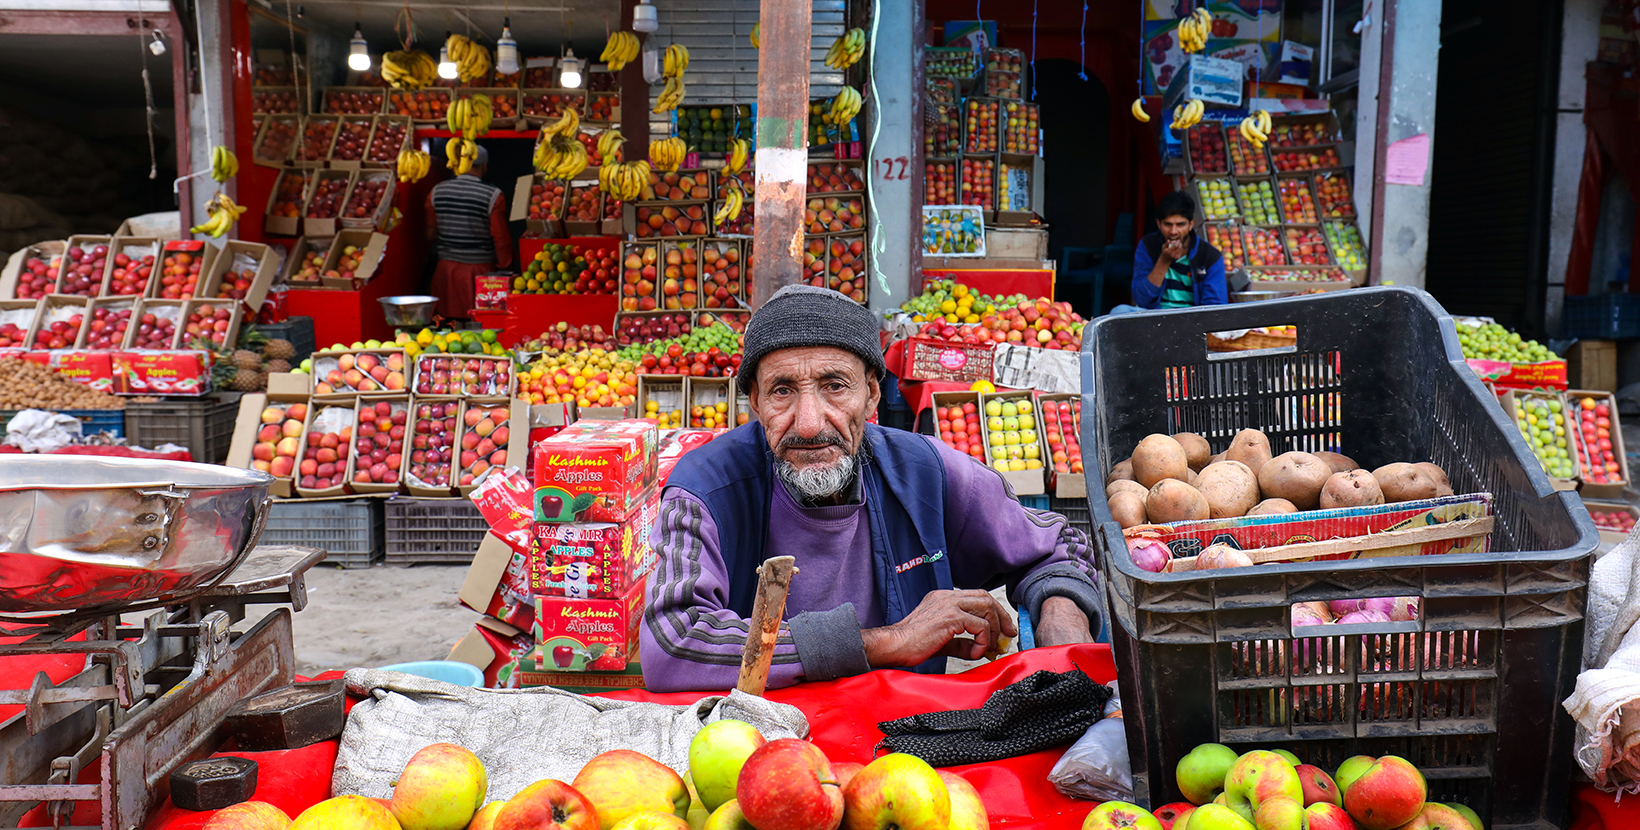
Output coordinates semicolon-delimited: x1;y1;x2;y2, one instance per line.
735;556;798;696
751;0;811;308
619;0;649;163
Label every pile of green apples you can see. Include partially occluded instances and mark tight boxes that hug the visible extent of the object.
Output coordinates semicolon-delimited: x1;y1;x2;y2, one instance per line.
1457;323;1555;365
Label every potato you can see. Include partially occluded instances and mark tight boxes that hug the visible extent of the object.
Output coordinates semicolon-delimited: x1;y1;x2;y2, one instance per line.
1248;498;1298;516
1147;479;1209;523
1372;462;1440;503
1173;432;1213;472
1314;451;1359;475
1194;461;1261;519
1109;491;1149;529
1225;429;1273;477
1208;452;1226;466
1414;462;1454;497
1131;434;1190;489
1106;459;1135;485
1106;479;1150;501
1320;470;1386;509
1257;451;1332;510
1184;467;1199;486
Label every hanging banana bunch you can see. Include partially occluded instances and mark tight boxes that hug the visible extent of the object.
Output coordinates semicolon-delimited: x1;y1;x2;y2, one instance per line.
1177;7;1212;54
600;31;641;71
535;134;590;180
662;44;689;77
713;178;746;229
445;34;492;83
209;146;239;183
750;23;760;49
1170;99;1204;130
824;28;866;70
597;130;625;164
830;88;862;124
382;50;438;90
1130;98;1151;123
1238;109;1272;148
447;137;479;175
189;192;248;238
447;94;494;139
396;149;431;183
653;44;689;113
649;136;686;173
724;138;749;175
599;159;649;203
541;108;580;142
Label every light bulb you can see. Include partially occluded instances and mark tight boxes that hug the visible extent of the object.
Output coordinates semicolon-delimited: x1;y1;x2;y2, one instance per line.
496;18;520;75
632;0;658;33
438;32;458;79
347;25;370;71
559;48;582;88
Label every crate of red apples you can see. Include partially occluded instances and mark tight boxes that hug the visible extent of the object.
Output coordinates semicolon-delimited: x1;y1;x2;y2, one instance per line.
1586;500;1637;545
1569;390;1629;498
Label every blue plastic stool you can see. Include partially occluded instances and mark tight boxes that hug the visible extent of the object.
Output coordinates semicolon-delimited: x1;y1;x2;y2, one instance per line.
1016;604;1110;649
378;660;484;686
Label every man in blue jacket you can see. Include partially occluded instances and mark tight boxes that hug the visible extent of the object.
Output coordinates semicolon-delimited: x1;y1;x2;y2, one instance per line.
1124;190;1228;311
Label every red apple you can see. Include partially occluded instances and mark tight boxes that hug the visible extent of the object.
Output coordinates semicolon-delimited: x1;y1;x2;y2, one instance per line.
736;740;843;830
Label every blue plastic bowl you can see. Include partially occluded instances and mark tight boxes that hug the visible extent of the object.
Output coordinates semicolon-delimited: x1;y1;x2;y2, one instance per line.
378;660;484;687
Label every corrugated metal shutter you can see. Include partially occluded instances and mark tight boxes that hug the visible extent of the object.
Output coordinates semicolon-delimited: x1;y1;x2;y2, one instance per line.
647;0;847;136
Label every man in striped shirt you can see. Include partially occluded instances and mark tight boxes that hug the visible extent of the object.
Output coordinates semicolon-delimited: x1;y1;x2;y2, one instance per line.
1129;190;1227;310
426;144;512;319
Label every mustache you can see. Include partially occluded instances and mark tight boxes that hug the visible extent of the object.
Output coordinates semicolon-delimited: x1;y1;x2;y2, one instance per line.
777;432;846;451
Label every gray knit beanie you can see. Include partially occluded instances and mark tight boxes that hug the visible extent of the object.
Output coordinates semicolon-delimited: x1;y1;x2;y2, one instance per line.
738;284;885;394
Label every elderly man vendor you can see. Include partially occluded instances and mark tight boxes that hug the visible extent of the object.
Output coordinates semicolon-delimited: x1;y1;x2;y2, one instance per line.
641;285;1101;691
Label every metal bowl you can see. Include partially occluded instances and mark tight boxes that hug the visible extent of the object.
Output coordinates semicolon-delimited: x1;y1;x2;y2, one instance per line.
0;456;273;613
380;295;439;327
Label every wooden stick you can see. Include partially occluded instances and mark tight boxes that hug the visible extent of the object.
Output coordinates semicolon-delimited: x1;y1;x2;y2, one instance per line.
1168;516;1494;572
736;556;798;696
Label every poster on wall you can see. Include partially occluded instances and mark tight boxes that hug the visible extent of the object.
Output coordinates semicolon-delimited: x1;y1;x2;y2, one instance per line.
942;21;998;56
1142;1;1282;95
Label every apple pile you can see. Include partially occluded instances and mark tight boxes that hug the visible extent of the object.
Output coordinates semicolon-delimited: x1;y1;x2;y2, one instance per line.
58;243;109;296
250;402;307;478
1273;148;1342;172
389;90;449;120
937;403;986;462
346;178;389;219
961;158;995;210
253;89;299;114
325;89;383;114
84;305;134;349
516;350;639;408
316;351;408;394
1315;174;1355;219
130;309;179;349
1199;179;1238;221
368;120;408;162
1228;132;1270;176
183;302;234;349
1003;101;1039;154
966;98;999;152
1279;178;1319;223
14;255;59;299
690;399;732;428
1042;399;1084;476
981;397;1044;474
635;204;709;239
985;48;1024;95
523;92;582;118
349;400;406;487
214;267;258;301
256;118;297;160
1284;228;1332;266
698;311;747;332
574;132;606;167
643;397;684;429
1273;122;1330;147
415;355;512;396
305;176;348;219
620;326;743;378
805;196;865;235
1323;223;1366;271
1204;225;1244;271
926;103;960;156
1592;506;1635;534
0;322;26;347
406;400;459;489
1153;744;1481;830
270;171;309;219
657;242;745;311
646;171;711;201
1189;125;1227;174
567;184;600;222
157;246;206;299
1573;394;1624;485
33;312;83;349
1243;227;1286;267
1237;181;1278;226
525;322;618;352
588;93;616;121
821;237;867;302
105;248;155;297
459;404;512;485
293;250;327;282
925;160;957;205
621;244;660;311
912;302;1085;350
331;119;371;161
298;406;354;491
333;245;368;282
807;163;866;194
298;119;337;162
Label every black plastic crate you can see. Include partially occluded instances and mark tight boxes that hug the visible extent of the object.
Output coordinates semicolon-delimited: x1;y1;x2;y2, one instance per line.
1081;287;1596;829
384;497;490;564
261;499;384;568
252;316;317;363
122;392;241;463
1562;294;1640;340
1049;495;1091;537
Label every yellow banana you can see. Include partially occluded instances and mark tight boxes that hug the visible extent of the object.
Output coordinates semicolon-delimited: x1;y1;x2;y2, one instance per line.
210;146;239;182
1131;98;1150;123
663;44;689;78
725;138;748;175
750;23;760;49
1257;109;1272;134
597;129;625;162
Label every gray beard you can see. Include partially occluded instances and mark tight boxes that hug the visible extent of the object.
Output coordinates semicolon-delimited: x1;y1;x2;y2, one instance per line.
775;453;857;502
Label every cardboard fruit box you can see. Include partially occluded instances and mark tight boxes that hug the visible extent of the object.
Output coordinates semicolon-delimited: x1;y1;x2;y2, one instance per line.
302;169;357;237
199;241;279;313
636;374;686;428
265;169;312;236
110;350;212;396
101;237;161;298
1497;388;1579;491
533;418;659;523
27;295;91;350
977;389;1048;496
1582;498;1638;546
320;231;390;289
0;299;39;348
54;235;114;297
345;397;410;494
122;299;186;350
77;297;138;350
283;236;334;286
1037;392;1087;498
456;399;530;495
512;174;566;238
295;399;360;498
402;396;463;497
310;347;408;398
0;240;66;300
532;577;646;672
529;486;660;599
252;116;299;167
1565;389;1629;499
225;375;314;497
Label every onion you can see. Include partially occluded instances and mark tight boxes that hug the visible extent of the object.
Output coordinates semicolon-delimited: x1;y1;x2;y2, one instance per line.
1195;543;1254;570
1390;596;1421;622
1327;596;1395;618
1127;537;1172;573
1337;609;1392;625
1292;602;1332;627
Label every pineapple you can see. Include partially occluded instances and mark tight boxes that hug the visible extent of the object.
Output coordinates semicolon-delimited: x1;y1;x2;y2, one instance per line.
264;338;296;361
231;368;265;392
232;349;261;371
264;358;292;375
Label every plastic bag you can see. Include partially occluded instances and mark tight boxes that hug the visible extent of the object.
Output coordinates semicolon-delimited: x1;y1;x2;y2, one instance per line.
1047;680;1132;802
3;410;82;452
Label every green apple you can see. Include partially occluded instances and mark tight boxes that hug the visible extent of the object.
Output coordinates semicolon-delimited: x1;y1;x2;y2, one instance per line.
1173;803;1251;830
1270;750;1301;767
841;754;949;830
1334;755;1374;796
689;721;767;813
1443;803;1483;830
1177;744;1239;805
702;801;754;830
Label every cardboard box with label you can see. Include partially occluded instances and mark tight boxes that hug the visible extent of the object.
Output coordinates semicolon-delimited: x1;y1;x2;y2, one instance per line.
532;577;645;672
533;418;659;523
111;350;212;396
199;241;280;313
530;486;660;599
321;231;389;289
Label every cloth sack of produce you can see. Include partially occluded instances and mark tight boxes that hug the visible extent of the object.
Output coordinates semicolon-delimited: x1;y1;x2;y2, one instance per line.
1565;527;1640;791
3;410;83;453
333;668;809;801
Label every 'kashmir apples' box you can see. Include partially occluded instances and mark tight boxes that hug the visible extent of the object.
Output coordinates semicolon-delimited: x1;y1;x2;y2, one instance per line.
529;486;660;599
533;418;659;523
532;577;645;672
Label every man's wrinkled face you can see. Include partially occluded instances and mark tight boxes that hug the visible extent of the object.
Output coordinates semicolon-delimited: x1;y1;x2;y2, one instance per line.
1158;214;1194;242
748;346;880;500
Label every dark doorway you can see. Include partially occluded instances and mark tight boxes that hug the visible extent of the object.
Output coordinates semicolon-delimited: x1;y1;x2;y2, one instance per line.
1034;59;1111;269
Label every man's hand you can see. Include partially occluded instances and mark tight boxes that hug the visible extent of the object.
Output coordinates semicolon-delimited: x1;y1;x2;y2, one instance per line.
1034;596;1094;647
861;590;1019;668
1159;237;1187;264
